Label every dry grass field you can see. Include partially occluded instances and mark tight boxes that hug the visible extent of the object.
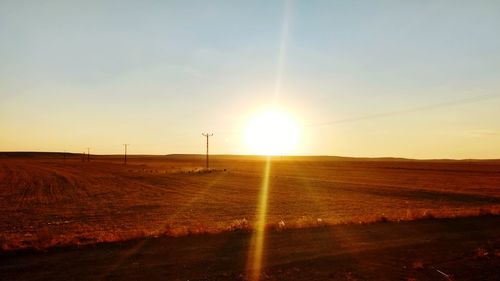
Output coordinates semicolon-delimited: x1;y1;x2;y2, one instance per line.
1;153;500;280
1;153;499;251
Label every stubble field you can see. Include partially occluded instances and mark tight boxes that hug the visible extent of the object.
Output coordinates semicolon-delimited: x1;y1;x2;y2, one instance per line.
1;153;499;251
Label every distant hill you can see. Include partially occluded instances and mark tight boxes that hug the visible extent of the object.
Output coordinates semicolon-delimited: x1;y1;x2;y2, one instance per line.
0;152;73;159
1;151;499;162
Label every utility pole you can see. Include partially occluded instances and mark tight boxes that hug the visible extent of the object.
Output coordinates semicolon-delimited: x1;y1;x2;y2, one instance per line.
123;144;130;165
86;147;90;162
202;133;213;170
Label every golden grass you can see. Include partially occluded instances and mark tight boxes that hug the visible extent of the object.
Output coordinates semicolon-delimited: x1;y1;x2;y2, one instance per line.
1;155;499;251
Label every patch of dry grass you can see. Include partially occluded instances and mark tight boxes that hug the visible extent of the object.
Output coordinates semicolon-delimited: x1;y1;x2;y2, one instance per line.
1;156;499;251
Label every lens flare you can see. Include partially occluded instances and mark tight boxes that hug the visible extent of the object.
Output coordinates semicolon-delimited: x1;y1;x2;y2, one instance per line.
246;156;272;280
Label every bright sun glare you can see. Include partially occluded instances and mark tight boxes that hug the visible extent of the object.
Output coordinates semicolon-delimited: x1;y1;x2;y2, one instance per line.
244;108;299;155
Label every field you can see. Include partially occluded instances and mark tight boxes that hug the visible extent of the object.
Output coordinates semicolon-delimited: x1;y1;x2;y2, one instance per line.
1;153;500;280
1;153;499;250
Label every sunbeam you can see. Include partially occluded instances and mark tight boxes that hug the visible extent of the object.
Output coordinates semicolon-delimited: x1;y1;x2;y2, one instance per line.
246;156;272;280
272;0;293;103
246;2;293;279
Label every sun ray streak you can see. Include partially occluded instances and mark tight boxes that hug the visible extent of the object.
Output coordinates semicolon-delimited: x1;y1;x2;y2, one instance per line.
273;0;293;103
246;2;293;279
246;156;272;281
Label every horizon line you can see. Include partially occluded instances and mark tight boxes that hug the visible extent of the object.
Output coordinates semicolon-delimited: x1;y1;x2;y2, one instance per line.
1;151;499;161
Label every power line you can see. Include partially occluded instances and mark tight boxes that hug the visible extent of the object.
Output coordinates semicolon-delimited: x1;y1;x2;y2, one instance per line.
307;94;499;127
46;94;498;156
202;133;214;170
185;95;500;138
123;144;130;165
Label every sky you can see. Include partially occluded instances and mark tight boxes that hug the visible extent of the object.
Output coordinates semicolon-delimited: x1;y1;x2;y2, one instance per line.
1;0;500;159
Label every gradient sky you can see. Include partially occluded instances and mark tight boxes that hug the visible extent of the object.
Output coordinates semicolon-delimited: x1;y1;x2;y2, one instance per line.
1;0;499;158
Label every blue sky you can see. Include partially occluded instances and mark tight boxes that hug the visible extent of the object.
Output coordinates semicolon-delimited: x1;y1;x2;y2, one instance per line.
1;0;499;158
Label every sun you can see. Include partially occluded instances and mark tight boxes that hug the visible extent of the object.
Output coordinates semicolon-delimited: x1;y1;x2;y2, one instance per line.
244;107;299;155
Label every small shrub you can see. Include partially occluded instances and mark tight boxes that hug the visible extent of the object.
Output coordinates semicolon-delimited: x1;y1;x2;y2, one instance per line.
228;218;249;231
296;216;315;228
316;218;325;226
276;220;285;231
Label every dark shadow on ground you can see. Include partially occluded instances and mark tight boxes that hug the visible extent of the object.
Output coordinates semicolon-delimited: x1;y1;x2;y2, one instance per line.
1;216;499;281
